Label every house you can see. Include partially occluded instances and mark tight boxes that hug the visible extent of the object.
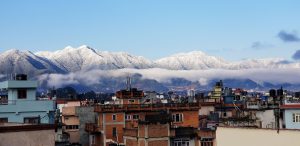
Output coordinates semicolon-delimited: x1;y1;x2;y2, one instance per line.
281;100;300;129
0;74;55;124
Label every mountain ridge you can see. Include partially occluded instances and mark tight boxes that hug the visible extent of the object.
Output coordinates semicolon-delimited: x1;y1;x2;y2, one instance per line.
1;45;300;75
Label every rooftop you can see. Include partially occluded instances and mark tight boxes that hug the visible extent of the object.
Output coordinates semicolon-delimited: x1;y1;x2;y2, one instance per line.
94;103;202;113
0;123;55;133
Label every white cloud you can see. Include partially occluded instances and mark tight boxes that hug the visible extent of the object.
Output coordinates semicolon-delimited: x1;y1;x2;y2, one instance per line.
37;68;300;88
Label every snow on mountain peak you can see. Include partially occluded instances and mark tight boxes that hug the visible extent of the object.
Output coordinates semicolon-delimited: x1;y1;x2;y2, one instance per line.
155;51;227;70
1;46;299;75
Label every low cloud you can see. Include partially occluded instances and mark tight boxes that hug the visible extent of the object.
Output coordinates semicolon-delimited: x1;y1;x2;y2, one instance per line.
278;30;300;42
292;50;300;60
37;68;300;88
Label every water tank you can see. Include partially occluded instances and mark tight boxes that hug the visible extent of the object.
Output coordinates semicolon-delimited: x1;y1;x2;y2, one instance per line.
295;92;300;98
269;89;276;97
15;74;27;80
277;88;283;97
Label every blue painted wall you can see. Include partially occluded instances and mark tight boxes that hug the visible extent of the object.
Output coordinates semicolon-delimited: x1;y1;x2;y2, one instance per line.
284;109;300;129
0;80;55;124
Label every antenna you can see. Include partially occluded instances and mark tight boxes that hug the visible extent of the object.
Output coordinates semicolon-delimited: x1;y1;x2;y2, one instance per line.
126;75;131;91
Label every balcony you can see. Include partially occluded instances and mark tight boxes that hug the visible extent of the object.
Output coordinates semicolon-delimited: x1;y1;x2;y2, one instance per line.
94;103;201;113
85;123;102;133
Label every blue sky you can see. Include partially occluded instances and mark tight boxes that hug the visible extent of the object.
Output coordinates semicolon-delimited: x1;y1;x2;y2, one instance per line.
0;0;300;61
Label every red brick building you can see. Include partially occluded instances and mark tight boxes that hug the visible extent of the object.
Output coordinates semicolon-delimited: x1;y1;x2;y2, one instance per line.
85;88;215;146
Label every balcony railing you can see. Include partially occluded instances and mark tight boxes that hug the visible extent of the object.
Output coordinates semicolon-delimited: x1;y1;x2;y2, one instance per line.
85;123;102;133
94;103;201;112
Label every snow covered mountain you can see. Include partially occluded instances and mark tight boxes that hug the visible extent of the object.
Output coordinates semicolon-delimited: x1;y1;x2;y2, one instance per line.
154;51;229;70
1;45;300;75
0;49;66;75
155;51;300;70
36;45;153;72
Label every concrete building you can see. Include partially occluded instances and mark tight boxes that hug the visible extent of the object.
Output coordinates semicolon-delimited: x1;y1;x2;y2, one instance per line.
216;126;300;146
60;100;96;145
281;102;300;129
0;74;55;124
0;122;55;146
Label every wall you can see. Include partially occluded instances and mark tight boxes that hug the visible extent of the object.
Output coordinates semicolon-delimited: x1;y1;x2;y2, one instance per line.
284;109;300;129
199;106;215;115
76;106;96;146
172;111;199;128
102;112;125;144
0;100;55;123
0;129;55;146
216;127;300;146
256;110;276;128
8;88;36;100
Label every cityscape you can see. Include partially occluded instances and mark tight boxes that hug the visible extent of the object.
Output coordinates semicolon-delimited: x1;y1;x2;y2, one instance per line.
1;1;300;146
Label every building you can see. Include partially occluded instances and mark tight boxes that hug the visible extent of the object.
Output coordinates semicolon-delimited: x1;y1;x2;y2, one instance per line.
210;80;223;99
0;122;55;146
281;101;300;129
60;100;97;145
0;74;55;124
85;86;211;146
123;112;214;146
216;126;300;146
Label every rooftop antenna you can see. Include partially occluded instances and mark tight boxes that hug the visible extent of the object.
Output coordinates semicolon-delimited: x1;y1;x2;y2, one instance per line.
126;74;131;91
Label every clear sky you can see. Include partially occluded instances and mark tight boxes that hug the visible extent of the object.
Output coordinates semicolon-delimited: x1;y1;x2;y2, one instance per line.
0;0;300;61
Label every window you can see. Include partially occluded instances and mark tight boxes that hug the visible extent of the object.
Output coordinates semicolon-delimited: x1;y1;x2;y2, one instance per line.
66;125;79;129
172;139;190;146
293;113;300;123
112;114;116;121
24;117;40;124
125;115;131;120
0;118;8;123
223;112;227;117
128;99;135;103
201;138;214;146
112;127;117;137
133;114;139;120
18;89;27;99
172;113;183;122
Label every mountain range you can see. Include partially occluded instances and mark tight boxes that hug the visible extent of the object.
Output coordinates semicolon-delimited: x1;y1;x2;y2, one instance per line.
1;45;300;92
0;45;299;75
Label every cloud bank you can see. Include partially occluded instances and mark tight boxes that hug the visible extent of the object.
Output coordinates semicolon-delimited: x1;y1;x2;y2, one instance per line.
37;68;300;88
